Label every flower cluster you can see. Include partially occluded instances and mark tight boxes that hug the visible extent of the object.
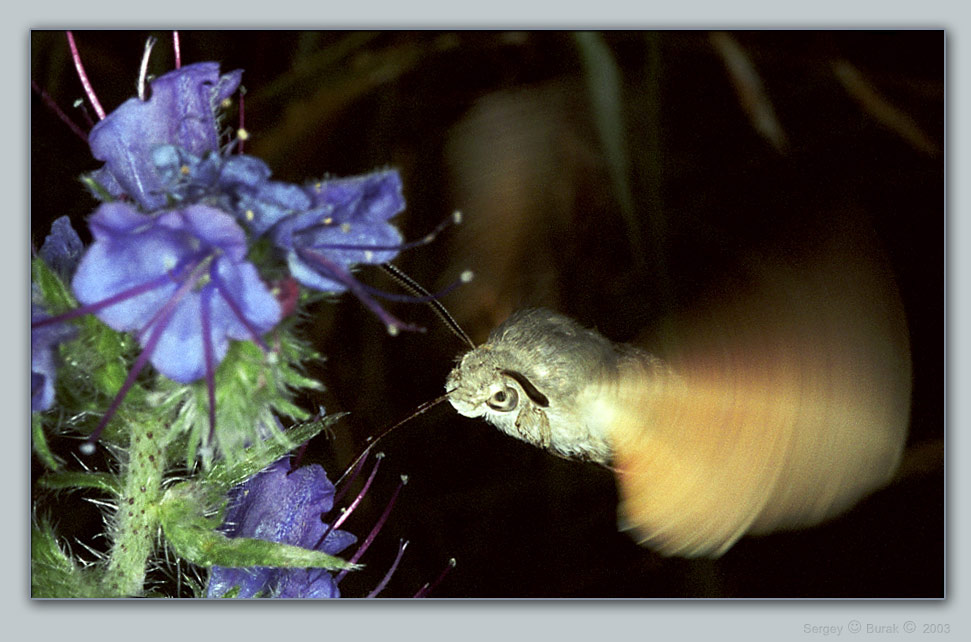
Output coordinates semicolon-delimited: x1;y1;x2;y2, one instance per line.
33;45;428;453
76;61;412;378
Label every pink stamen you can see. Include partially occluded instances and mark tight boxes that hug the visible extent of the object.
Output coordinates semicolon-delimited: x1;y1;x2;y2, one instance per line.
360;271;470;304
366;539;408;598
31;80;88;143
334;474;407;584
66;31;106;120
315;213;458;254
413;557;456;598
335;393;450;488
172;31;181;69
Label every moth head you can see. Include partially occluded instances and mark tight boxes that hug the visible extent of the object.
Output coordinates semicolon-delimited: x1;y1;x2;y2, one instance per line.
444;308;623;461
445;348;549;421
446;308;614;420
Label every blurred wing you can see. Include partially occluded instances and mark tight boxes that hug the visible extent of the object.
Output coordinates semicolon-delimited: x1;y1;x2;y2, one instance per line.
608;233;912;557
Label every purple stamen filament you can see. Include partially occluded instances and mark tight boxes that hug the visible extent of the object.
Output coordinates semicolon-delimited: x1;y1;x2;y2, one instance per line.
333;450;369;507
238;88;246;155
81;292;181;451
31;271;178;330
358;272;468;304
366;539;408;598
296;247;421;335
31;80;88;144
210;267;270;351
322;453;383;547
334;474;407;585
305;212;457;255
413;557;457;598
289;440;310;471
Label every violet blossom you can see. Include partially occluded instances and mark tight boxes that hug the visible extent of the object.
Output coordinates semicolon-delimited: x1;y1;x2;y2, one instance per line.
70;201;281;384
87;62;242;211
206;458;356;598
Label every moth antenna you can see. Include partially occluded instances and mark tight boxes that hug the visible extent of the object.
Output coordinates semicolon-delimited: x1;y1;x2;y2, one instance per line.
336;392;451;486
381;263;476;350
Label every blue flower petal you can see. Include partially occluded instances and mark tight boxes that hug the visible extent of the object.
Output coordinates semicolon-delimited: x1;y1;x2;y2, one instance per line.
207;567;273;599
276;568;340;599
207;458;355;599
71;202;280;384
294;218;403;265
306;170;405;224
237;180;313;235
88;62;242;210
284;249;345;293
149;290;225;383
219;154;273;191
72;205;185;331
211;259;283;342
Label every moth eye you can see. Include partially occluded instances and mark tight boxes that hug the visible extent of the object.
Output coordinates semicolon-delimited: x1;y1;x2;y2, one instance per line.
486;385;519;412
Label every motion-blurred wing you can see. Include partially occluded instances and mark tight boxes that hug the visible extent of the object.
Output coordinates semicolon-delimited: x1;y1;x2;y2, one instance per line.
609;233;911;557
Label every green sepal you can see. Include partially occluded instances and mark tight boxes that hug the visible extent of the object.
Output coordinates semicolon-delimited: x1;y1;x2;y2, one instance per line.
204;412;346;490
31;519;107;598
31;413;61;471
158;481;359;572
37;470;121;495
31;257;74;313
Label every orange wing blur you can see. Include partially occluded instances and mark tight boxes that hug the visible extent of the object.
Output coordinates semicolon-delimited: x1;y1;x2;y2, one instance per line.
608;231;912;557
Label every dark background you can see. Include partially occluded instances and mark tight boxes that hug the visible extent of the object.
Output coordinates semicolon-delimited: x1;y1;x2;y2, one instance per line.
31;30;943;598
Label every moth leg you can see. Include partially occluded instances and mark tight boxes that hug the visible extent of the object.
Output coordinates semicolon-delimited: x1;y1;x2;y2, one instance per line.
514;404;552;449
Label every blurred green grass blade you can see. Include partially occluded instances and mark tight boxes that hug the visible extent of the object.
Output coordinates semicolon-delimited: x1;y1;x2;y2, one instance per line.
573;32;642;268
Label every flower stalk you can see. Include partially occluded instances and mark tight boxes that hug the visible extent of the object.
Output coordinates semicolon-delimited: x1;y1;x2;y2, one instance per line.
100;416;168;596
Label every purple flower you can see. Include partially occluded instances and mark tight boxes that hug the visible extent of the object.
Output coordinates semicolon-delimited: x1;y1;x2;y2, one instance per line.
150;147;421;332
70;201;281;384
273;170;406;292
207;458;356;598
31;303;75;412
88;62;242;211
